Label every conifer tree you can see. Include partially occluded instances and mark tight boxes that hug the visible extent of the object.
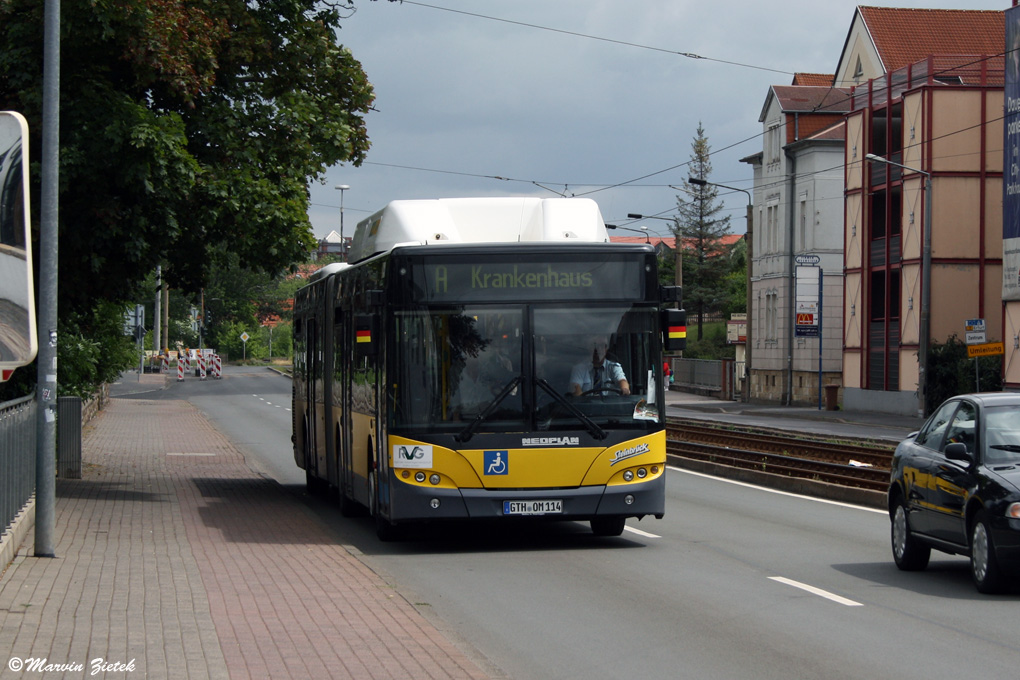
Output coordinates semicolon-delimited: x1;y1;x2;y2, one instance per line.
674;123;733;340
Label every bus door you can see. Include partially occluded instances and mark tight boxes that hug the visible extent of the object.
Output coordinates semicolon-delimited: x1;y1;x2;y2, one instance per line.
304;318;319;477
337;309;354;500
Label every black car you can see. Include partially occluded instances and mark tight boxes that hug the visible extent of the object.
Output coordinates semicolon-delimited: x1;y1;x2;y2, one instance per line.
888;392;1020;593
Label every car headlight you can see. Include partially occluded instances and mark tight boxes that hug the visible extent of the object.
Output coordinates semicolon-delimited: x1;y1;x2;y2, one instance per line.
1007;503;1020;519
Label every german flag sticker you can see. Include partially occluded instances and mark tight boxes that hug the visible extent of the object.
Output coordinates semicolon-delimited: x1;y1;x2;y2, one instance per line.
356;329;372;344
668;325;687;340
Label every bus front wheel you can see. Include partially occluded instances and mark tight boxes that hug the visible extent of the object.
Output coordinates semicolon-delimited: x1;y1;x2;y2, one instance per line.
369;470;401;541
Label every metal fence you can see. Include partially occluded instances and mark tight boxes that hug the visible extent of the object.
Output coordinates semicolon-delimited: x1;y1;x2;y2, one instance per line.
1;395;36;536
670;358;739;400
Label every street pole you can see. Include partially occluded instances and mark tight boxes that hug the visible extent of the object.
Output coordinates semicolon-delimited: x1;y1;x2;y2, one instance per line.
335;184;349;260
153;265;161;359
35;0;60;557
686;178;753;401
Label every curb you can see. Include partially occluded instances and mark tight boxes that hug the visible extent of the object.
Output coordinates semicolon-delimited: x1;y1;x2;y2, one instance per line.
0;497;34;578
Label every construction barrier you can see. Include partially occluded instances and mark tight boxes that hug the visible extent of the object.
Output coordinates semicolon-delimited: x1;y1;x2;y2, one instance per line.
199;352;207;380
161;356;169;374
177;360;184;382
213;354;222;379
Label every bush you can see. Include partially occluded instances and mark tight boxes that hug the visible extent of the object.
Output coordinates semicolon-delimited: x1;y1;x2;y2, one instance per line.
679;322;734;360
925;335;1002;415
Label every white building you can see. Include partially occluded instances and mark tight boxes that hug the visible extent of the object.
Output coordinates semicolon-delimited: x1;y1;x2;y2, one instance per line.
742;79;849;405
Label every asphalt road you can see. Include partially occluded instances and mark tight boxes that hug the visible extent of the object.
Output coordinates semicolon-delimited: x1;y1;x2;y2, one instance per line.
124;366;1020;680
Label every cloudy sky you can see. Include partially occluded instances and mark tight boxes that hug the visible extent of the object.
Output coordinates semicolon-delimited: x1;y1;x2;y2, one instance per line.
308;0;1008;241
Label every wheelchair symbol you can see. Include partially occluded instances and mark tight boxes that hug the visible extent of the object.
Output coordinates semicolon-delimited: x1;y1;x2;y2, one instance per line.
484;450;508;475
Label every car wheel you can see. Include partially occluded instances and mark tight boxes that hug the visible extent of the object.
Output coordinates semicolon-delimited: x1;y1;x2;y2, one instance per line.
971;512;1007;594
591;517;626;537
891;501;930;571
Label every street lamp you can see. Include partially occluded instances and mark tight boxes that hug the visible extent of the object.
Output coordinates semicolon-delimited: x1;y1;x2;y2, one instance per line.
335;184;350;259
685;178;755;403
606;223;650;243
865;153;931;418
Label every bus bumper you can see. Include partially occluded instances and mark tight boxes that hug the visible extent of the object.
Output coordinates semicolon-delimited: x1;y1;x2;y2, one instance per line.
386;473;665;522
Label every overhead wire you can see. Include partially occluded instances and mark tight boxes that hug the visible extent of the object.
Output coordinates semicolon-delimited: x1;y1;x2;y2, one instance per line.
355;3;1012;208
395;1;796;76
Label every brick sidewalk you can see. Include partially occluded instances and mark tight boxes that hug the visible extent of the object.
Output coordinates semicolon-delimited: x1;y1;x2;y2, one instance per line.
0;399;493;679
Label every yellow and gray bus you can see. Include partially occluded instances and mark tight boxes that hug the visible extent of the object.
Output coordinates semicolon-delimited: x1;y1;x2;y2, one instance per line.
293;197;685;539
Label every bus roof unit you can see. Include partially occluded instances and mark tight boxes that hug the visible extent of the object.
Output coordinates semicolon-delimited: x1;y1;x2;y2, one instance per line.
347;197;609;262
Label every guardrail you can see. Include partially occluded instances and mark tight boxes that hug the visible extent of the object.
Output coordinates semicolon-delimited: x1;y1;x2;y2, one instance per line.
0;395;36;537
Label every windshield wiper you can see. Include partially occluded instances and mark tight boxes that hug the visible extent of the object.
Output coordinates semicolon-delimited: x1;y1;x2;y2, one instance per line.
455;376;522;443
989;444;1020;452
534;378;607;441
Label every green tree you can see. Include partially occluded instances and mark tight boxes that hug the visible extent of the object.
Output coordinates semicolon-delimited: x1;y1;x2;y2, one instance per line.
719;237;747;318
926;335;1002;415
0;0;372;396
674;123;733;341
0;0;374;319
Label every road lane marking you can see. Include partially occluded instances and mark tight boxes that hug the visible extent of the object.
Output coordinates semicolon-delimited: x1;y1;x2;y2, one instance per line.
624;526;660;538
768;576;863;606
669;466;886;514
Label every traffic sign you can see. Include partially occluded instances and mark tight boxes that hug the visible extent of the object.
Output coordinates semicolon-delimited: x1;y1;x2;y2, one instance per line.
967;342;1004;358
240;332;249;342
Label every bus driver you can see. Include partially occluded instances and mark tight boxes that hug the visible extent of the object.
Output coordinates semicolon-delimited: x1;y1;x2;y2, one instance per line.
569;337;630;396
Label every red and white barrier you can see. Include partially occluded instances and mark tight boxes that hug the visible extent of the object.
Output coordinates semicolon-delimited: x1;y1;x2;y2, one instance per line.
213;354;222;379
177;359;184;381
199;352;207;380
161;356;169;374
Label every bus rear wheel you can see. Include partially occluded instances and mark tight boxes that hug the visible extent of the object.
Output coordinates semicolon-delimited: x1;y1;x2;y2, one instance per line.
590;517;626;537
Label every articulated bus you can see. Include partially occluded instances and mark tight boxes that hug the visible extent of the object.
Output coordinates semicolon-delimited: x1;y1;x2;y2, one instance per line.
293;197;685;539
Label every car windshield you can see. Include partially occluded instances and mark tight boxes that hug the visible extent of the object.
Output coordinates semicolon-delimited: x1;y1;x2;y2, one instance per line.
983;405;1020;465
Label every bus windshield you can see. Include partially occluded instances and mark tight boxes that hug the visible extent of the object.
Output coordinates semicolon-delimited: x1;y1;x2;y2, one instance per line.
391;304;661;435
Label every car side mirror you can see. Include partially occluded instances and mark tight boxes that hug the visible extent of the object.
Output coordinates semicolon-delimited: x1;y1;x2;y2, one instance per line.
945;442;973;464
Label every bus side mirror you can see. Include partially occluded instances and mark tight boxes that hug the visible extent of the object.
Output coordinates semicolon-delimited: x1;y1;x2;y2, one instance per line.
354;314;378;357
662;309;687;352
0;111;36;375
660;286;682;304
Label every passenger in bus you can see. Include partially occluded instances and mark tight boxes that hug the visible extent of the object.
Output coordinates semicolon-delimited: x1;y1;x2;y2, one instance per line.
569;337;629;396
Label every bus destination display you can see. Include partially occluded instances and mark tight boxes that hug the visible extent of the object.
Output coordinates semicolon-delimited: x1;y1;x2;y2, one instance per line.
411;259;643;302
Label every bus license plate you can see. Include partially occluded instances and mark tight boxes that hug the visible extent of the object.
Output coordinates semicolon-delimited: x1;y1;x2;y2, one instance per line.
503;500;562;516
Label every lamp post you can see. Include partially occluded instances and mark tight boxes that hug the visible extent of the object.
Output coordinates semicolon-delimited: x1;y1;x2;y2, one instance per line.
686;178;754;403
335;184;350;260
865;153;931;417
606;223;651;243
627;213;681;289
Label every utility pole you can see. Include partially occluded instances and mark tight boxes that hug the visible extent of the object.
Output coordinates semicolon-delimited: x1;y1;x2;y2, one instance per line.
35;0;60;557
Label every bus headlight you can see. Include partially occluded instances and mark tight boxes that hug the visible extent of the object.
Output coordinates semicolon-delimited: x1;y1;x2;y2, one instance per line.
414;471;426;483
624;494;635;505
623;470;634;482
430;474;441;485
637;468;647;479
430;498;441;509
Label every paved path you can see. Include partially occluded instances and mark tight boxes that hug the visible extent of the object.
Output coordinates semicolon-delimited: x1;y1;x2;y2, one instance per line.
0;397;494;679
